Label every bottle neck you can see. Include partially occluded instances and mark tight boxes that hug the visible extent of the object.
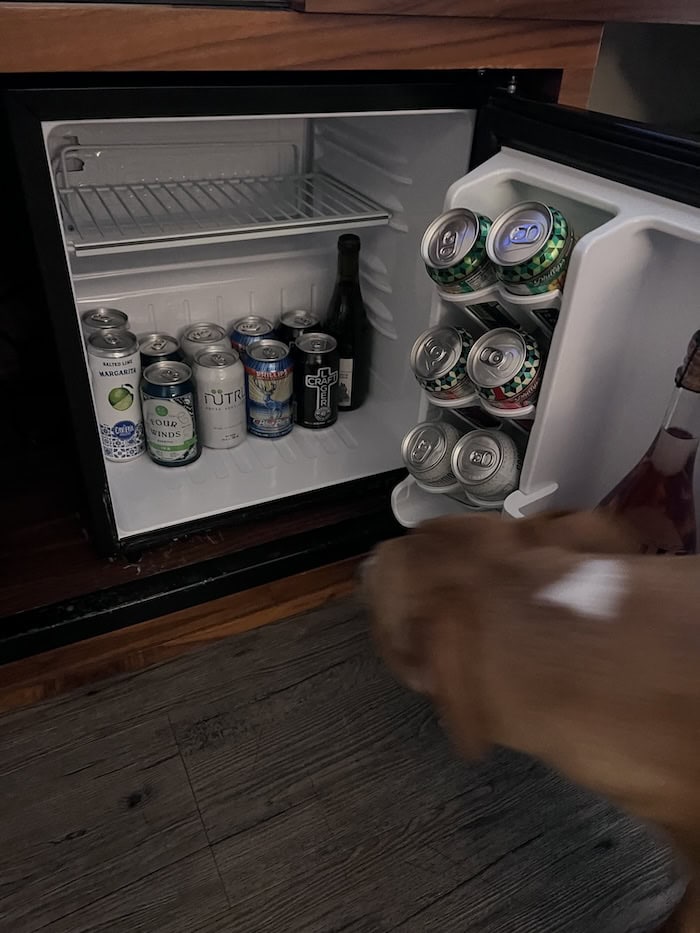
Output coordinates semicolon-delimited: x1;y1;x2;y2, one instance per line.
661;385;700;439
649;385;700;476
337;249;359;283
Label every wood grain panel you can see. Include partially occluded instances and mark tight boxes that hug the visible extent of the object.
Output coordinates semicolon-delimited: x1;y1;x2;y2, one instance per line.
0;6;600;92
0;556;361;714
0;596;684;932
298;0;700;25
0;715;224;931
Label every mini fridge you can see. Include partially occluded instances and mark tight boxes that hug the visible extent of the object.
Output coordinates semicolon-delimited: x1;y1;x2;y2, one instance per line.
7;73;700;559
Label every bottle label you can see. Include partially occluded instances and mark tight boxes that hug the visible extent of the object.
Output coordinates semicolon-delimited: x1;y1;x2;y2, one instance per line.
338;358;353;408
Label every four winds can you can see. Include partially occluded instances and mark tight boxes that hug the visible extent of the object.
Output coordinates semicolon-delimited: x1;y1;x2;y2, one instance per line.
141;361;200;466
244;339;294;438
87;330;145;462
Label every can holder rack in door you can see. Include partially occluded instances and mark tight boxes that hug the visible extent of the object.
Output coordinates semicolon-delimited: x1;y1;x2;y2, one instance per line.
392;146;700;531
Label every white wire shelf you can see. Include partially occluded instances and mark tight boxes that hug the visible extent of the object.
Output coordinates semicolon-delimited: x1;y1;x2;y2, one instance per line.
57;172;391;256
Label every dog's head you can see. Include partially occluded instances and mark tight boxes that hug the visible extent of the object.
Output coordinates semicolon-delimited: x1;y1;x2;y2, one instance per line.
362;509;638;758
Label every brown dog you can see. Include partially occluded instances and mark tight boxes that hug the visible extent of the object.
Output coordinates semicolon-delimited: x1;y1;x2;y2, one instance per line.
364;511;700;932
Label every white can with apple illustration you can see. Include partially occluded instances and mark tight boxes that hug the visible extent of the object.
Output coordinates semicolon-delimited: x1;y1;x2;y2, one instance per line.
87;330;145;462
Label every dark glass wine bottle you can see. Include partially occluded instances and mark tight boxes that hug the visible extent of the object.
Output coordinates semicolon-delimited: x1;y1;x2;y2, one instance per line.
324;234;371;411
599;331;700;555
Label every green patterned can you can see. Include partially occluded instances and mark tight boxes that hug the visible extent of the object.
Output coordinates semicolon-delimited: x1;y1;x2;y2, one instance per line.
421;209;497;294
486;202;574;295
467;328;542;410
410;325;475;400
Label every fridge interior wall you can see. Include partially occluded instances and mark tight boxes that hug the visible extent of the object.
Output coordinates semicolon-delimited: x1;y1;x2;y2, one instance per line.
43;111;476;540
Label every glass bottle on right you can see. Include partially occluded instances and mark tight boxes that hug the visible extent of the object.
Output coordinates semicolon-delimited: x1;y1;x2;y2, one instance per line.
598;330;700;555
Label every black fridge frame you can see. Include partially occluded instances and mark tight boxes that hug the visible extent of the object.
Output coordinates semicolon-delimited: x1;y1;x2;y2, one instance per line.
8;72;700;560
4;69;555;558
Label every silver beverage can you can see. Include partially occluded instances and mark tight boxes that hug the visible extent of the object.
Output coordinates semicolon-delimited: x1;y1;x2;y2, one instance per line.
139;333;182;367
486;201;575;296
193;350;246;449
180;323;230;361
87;330;145;462
451;429;521;505
410;325;475;400
244;339;294;438
81;307;129;339
421;209;497;294
401;420;461;489
230;315;276;354
467;328;542;410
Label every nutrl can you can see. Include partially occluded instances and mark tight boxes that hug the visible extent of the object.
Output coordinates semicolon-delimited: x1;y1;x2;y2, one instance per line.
401;421;461;490
81;307;129;340
193;350;246;449
486;201;575;296
467;328;542;410
451;429;520;505
230;316;275;354
141;361;200;466
180;323;230;361
421;209;497;295
139;333;182;368
410;325;476;401
244;339;293;438
277;310;320;349
87;330;145;462
293;333;339;429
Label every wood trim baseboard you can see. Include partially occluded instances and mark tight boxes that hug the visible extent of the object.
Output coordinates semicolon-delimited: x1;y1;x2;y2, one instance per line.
0;5;601;85
0;556;362;715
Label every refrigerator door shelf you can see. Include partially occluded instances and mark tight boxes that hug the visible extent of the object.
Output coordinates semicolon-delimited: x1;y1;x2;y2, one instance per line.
392;474;487;529
393;145;700;530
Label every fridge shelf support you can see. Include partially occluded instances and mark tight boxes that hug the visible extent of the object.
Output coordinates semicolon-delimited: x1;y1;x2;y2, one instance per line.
57;172;391;256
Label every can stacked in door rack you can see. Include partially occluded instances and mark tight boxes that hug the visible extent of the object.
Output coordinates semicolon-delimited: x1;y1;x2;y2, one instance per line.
141;361;200;466
87;330;145;462
230;316;276;355
421;209;497;294
81;307;129;340
467;328;542;411
451;429;521;505
244;339;294;438
194;350;246;449
180;323;230;361
486;201;575;296
401;420;461;490
293;333;340;429
410;325;475;401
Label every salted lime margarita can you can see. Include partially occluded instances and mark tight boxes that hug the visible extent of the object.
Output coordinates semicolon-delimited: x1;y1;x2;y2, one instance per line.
87;330;145;462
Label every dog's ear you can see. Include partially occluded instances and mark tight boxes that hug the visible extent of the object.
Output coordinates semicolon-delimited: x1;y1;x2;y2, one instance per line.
426;605;489;760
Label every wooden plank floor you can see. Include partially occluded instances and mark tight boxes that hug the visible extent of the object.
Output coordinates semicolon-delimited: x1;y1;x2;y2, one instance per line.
0;597;685;933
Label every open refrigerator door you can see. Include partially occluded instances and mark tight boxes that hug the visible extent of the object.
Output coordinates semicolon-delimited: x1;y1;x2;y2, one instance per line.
393;114;700;531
